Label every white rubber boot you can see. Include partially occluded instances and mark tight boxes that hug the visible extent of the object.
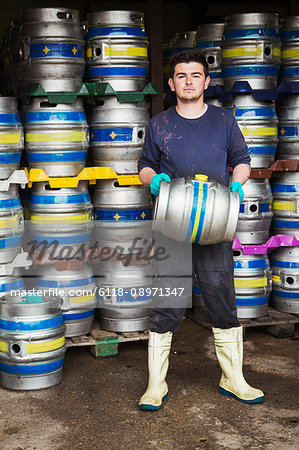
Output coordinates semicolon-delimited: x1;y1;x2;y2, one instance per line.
139;331;173;410
212;326;264;404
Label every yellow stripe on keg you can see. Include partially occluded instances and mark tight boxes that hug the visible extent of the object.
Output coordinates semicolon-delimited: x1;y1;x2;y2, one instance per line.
0;341;9;353
86;47;92;58
272;275;280;283
104;46;148;57
273;48;281;57
0;132;21;144
69;294;96;304
234;278;267;288
25;132;86;143
273;201;295;211
241;127;277;136
282;49;299;59
222;47;262;58
191;183;204;242
26;336;65;353
0;217;18;228
30;214;90;224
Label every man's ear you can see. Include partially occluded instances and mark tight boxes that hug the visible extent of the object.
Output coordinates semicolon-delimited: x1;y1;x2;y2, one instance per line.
204;75;211;90
168;77;175;92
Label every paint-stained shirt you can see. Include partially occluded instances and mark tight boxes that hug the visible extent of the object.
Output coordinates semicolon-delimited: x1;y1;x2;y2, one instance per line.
138;105;250;186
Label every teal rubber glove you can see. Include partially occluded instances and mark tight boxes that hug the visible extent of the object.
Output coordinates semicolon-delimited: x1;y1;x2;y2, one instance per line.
229;181;244;202
150;173;171;195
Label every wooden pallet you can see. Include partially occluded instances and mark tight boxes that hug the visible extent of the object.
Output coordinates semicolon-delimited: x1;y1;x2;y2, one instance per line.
185;307;299;338
66;321;149;358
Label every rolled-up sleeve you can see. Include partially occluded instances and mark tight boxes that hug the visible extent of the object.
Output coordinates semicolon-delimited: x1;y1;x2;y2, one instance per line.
227;118;251;169
138;121;161;174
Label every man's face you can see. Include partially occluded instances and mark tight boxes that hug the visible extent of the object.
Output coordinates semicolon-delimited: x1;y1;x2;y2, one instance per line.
168;61;210;103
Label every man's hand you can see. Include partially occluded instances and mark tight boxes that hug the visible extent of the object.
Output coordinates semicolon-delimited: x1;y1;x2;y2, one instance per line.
150;173;171;195
229;181;244;202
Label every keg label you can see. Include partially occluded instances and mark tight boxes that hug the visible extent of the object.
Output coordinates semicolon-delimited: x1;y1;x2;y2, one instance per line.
241;126;277;136
0;198;22;208
69;294;96;304
272;183;299;193
231;107;277;118
30;213;90;224
25;112;86;122
235;295;269;306
31;194;90;205
273;201;296;211
0;341;9;352
0;113;21;124
0;235;23;250
247;146;277;155
222;46;281;58
280;66;299;77
234;259;269;269
87;26;146;38
32;234;90;245
103;45;148;57
0;279;24;293
282;49;299;59
279;126;298;137
281;30;299;40
195;41;221;48
0;152;22;163
91;128;133;142
186;182;208;243
95;208;152;221
0;358;64;375
272;260;299;269
27;151;87;163
26;336;65;354
223;28;280;40
0;131;22;144
273;218;299;228
0;217;18;228
25;131;87;143
272;290;299;299
88;66;148;77
234;278;268;288
37;277;95;288
63;309;95;321
222;65;280;77
29;43;84;59
239;202;272;213
0;315;64;331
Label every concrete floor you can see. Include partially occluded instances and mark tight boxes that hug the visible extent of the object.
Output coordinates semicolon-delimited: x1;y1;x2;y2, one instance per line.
1;318;299;450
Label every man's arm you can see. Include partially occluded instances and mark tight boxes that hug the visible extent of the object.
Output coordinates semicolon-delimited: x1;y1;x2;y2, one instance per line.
139;167;157;187
231;163;251;186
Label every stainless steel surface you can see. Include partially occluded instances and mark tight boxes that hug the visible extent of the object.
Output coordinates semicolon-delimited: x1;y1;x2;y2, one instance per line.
90;96;149;174
272;172;299;238
173;31;197;50
195;23;224;86
280;16;299;82
235;178;273;244
153;176;239;245
276;94;299;160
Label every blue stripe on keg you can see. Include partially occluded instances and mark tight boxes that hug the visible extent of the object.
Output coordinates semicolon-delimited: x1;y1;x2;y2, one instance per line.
88;66;147;77
0;279;24;293
25;112;86;122
95;208;152;221
278;126;298;137
192;285;202;294
31;234;90;244
0;358;64;375
271;260;299;269
63;309;95;321
27;151;87;163
91;128;133;142
222;66;280;77
0;113;21;124
0;315;63;331
194;183;208;243
87;26;146;38
0;235;23;250
280;66;299;77
29;43;84;59
116;291;151;303
239;202;271;213
234;259;269;269
281;30;299;40
247;146;277;155
272;183;299;193
273;219;299;229
235;295;269;306
0;153;22;163
37;277;95;288
223;28;280;40
230;107;277;118
272;290;299;299
31;194;90;204
0;197;21;208
195;40;221;48
186;182;199;241
209;72;223;78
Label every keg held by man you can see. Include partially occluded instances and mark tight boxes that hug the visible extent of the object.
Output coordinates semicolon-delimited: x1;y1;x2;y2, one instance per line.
137;49;264;410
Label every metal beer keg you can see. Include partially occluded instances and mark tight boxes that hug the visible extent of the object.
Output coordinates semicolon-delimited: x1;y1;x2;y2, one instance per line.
93;179;152;254
0;97;23;179
153;175;239;244
0;186;24;264
195;23;224;86
0;268;24;298
271;246;299;314
224;95;278;168
35;264;96;337
280;16;299;83
86;10;148;91
235;178;273;244
28;182;93;260
272;172;299;238
276;94;299;160
0;296;66;390
233;249;271;318
221;13;281;89
19;8;85;92
90;96;149;173
96;259;152;332
23;98;89;177
173;31;197;52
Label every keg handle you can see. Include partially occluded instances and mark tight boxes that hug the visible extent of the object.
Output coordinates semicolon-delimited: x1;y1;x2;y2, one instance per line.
57;12;73;20
19;36;30;61
130;14;143;24
265;268;272;293
92;43;104;61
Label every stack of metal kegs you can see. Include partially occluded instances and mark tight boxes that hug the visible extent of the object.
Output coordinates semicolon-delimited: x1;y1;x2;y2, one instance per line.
85;10;153;332
271;16;299;317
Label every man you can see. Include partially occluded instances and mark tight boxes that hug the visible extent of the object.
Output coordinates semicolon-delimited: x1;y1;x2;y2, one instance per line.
137;49;264;410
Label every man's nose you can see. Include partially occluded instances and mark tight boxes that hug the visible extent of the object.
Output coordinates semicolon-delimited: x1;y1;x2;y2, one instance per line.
186;76;192;85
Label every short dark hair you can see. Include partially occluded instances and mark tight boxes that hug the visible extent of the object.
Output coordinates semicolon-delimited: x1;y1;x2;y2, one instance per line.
169;49;209;79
